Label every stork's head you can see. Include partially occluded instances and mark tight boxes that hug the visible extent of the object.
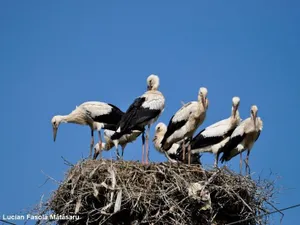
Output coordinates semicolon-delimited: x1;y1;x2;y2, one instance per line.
51;115;64;142
93;142;108;159
232;96;240;118
147;74;160;91
251;105;258;117
153;122;167;142
250;105;258;127
198;87;208;107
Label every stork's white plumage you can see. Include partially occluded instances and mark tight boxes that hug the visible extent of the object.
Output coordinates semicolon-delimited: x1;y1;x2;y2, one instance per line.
190;97;241;167
153;122;201;164
220;105;263;174
160;87;208;164
51;101;124;157
111;74;165;164
93;128;144;159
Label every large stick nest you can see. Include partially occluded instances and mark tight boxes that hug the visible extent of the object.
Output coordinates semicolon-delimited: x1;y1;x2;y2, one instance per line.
42;160;275;225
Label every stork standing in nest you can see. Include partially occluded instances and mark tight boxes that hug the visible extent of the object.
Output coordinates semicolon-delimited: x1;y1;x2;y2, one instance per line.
51;101;124;158
93;127;144;159
111;74;165;164
188;96;241;167
160;87;208;165
153;122;201;164
220;105;263;174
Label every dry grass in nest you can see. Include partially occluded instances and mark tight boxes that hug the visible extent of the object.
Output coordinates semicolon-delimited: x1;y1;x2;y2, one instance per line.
38;159;276;225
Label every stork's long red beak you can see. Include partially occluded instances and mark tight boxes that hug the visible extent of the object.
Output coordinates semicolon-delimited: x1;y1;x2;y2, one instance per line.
253;113;257;129
233;106;237;118
53;127;58;142
201;96;206;108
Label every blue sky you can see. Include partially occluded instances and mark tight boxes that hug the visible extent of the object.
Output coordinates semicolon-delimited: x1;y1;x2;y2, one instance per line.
0;1;299;224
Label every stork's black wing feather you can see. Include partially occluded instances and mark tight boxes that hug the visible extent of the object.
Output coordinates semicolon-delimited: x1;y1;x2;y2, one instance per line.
112;97;161;140
134;109;161;127
191;127;236;149
160;115;187;147
255;130;261;141
92;103;124;125
219;134;245;163
116;97;146;132
102;124;118;131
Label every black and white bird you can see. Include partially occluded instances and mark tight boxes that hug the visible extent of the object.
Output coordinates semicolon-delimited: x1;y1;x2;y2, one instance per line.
153;122;201;164
51;101;124;157
160;87;208;165
111;74;165;164
220;105;263;174
93;127;144;159
189;96;241;167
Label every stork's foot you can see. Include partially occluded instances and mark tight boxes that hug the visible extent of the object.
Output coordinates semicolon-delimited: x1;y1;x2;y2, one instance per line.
145;134;149;164
89;145;93;159
239;153;243;175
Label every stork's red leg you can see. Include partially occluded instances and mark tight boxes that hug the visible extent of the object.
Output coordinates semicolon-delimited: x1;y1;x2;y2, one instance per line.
145;134;149;164
188;144;191;165
96;130;102;159
182;141;186;162
245;150;250;175
145;125;150;164
142;133;145;164
121;145;126;159
214;153;220;168
89;129;94;159
239;153;243;175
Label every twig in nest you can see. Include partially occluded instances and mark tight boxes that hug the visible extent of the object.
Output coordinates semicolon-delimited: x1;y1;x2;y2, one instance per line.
37;159;277;225
61;156;74;166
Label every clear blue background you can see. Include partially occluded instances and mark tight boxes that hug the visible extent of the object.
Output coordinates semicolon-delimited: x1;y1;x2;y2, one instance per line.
0;1;299;224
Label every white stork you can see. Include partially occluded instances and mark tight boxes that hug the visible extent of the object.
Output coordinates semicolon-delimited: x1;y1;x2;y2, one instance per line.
189;96;241;167
160;87;208;165
93;127;144;159
220;105;263;174
51;101;124;158
111;74;165;164
153;122;201;164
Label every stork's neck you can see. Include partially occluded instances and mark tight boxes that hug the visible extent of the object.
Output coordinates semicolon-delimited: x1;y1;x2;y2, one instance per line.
251;115;258;129
154;134;164;150
64;114;78;123
195;98;206;118
231;107;240;120
60;110;86;124
146;90;163;95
